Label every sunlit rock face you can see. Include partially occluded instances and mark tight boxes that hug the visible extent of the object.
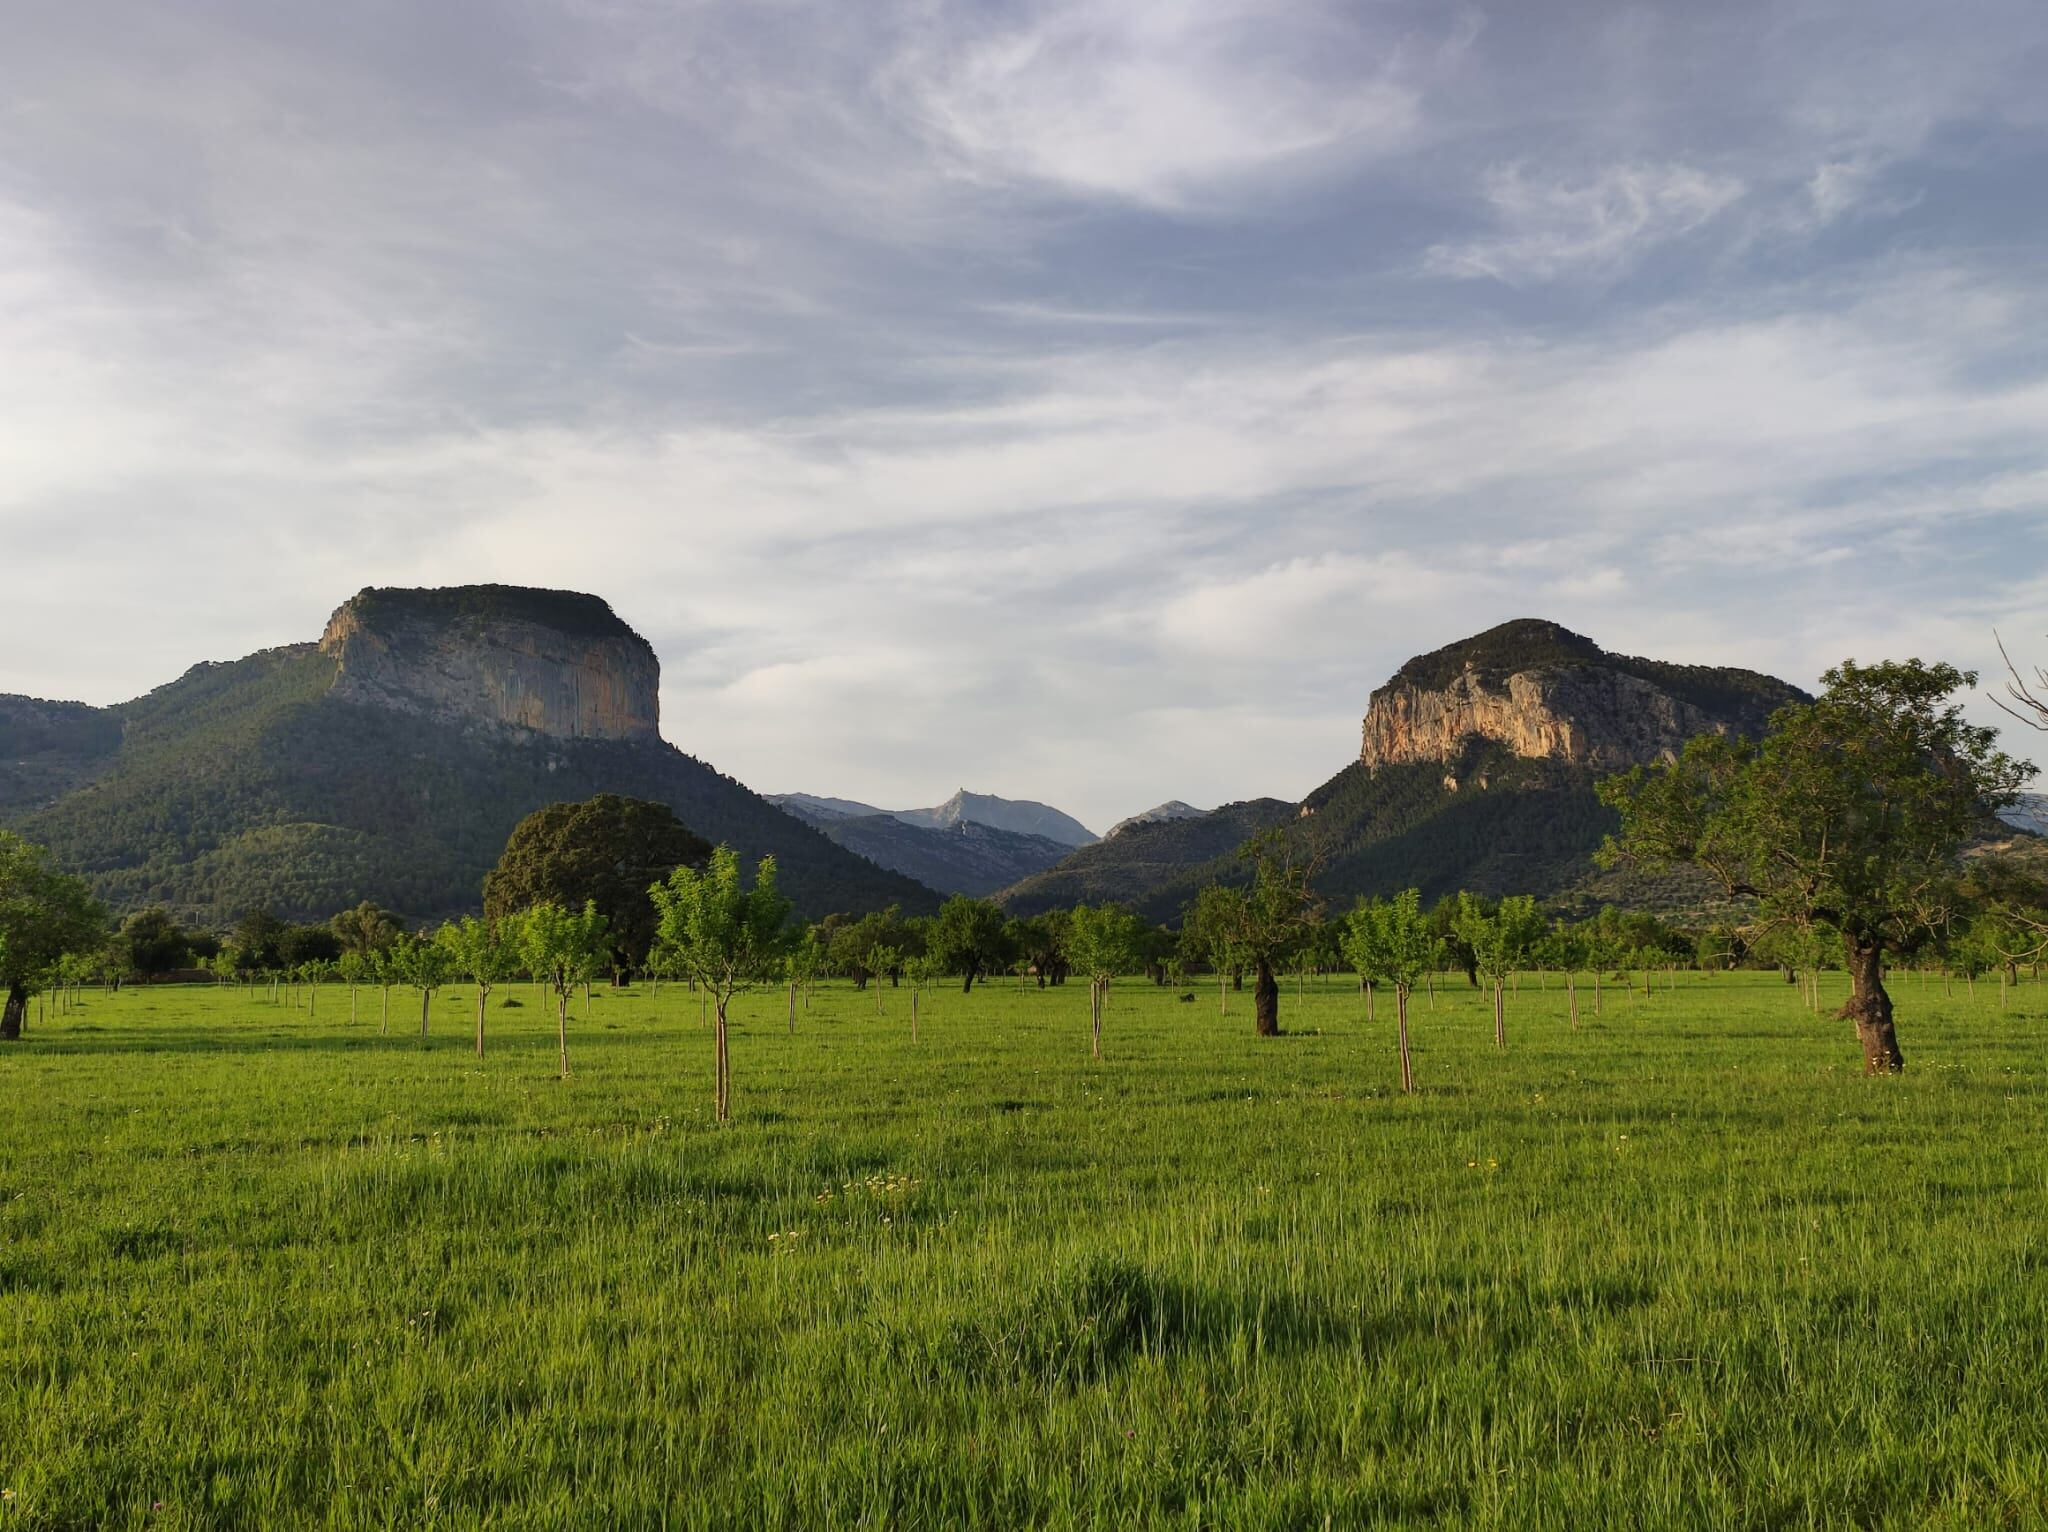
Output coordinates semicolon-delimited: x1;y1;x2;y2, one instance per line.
1360;619;1803;772
320;585;660;743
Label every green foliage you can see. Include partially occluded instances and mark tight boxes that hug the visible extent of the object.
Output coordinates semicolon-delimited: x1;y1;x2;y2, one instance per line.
923;895;1013;989
483;794;711;975
437;915;520;989
116;907;191;977
1452;894;1545;984
1600;659;2033;961
649;848;793;1004
1065;903;1144;981
0;830;107;1015
1341;889;1441;994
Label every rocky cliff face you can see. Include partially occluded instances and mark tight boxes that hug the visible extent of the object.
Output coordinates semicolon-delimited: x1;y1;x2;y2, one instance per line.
1360;619;1803;772
319;585;660;743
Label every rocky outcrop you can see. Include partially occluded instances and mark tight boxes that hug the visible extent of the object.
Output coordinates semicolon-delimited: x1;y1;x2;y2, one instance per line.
319;585;660;743
1361;619;1803;772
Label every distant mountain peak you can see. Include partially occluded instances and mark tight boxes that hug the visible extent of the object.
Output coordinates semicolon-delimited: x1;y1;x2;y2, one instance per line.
1107;800;1207;838
773;788;1097;848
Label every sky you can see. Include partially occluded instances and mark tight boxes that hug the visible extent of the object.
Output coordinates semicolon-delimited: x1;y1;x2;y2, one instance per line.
4;0;2047;834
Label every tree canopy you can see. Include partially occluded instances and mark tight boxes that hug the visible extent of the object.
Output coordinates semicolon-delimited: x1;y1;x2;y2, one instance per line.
484;794;711;978
0;829;108;1039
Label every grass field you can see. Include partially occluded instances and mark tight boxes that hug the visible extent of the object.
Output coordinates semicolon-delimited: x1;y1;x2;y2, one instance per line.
3;969;2046;1528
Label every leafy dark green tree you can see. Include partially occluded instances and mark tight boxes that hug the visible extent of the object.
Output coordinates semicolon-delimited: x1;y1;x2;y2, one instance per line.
277;923;340;967
1453;893;1543;1050
484;794;711;981
330;901;400;957
925;895;1012;993
1599;658;2031;1073
117;908;190;978
651;848;793;1123
1205;832;1325;1037
0;830;107;1040
232;910;290;972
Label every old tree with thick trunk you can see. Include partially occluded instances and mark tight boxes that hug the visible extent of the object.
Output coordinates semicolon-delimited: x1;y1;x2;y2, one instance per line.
1598;659;2030;1074
0;830;108;1040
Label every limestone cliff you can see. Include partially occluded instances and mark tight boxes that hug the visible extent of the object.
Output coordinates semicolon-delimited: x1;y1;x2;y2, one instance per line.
319;585;660;743
1360;619;1804;772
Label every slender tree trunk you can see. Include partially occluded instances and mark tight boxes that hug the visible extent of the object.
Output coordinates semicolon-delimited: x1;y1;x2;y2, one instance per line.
788;982;797;1033
1492;979;1505;1050
1365;979;1375;1023
420;989;430;1036
350;986;358;1025
1090;978;1102;1058
381;987;390;1033
1254;959;1280;1037
1218;970;1227;1016
1567;971;1579;1030
475;985;487;1058
1;983;27;1040
1841;937;1904;1074
1396;985;1414;1094
309;983;317;1018
557;988;571;1078
1593;969;1601;1014
713;999;729;1121
912;987;920;1043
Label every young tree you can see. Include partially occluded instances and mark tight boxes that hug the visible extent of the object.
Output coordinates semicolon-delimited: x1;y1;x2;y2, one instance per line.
1599;659;2031;1073
1067;903;1143;1059
1453;893;1543;1049
518;900;610;1079
902;952;943;1042
1181;886;1248;1016
0;831;107;1041
650;848;792;1123
783;929;824;1032
1342;889;1440;1093
438;915;521;1058
337;949;368;1023
925;895;1011;993
395;934;456;1037
1539;923;1590;1030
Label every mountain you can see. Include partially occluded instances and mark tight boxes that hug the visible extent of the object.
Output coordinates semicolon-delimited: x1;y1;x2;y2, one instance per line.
767;792;888;823
891;790;1097;846
773;806;1073;898
0;585;937;926
1107;801;1207;839
999;799;1298;916
1997;792;2048;838
998;618;1808;921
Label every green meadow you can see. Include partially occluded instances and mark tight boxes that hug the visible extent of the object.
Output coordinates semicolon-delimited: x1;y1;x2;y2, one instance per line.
3;971;2046;1529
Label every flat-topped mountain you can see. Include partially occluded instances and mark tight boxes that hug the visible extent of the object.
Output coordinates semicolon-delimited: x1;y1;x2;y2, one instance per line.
320;585;660;743
999;618;1808;919
0;585;934;925
1360;619;1803;772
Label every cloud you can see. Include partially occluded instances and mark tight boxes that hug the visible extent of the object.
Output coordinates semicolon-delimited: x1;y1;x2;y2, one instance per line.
1425;161;1745;284
888;0;1451;210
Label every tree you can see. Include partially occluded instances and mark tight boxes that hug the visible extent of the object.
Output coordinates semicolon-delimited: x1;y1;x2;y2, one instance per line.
1205;833;1324;1036
1010;912;1073;989
1452;893;1543;1050
0;831;107;1040
395;934;456;1036
438;915;521;1058
903;953;942;1042
1181;886;1248;1016
330;901;400;958
783;930;824;1032
1067;903;1143;1059
1342;889;1440;1093
1599;658;2032;1073
924;895;1011;993
650;848;792;1123
116;908;190;979
485;794;712;982
1539;924;1590;1030
518;900;610;1079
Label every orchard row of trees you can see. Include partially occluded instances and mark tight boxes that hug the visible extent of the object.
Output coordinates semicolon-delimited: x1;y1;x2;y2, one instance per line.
6;656;2048;1098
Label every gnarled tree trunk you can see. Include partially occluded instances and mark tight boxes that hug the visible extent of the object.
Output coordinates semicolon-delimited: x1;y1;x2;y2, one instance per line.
1840;937;1904;1074
1;983;27;1040
1253;959;1279;1037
